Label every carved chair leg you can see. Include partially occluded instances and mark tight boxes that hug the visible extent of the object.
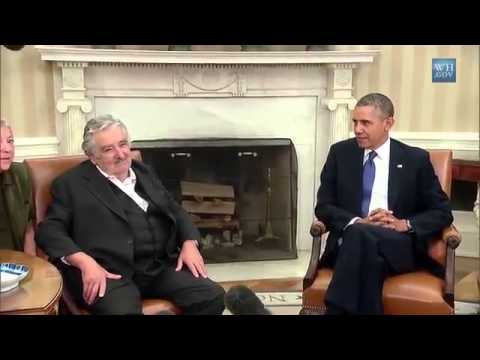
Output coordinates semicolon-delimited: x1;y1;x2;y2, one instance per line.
299;305;326;315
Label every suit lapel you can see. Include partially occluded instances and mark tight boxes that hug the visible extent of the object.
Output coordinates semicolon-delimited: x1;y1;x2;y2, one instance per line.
132;163;175;222
388;140;404;212
80;161;128;222
350;142;364;215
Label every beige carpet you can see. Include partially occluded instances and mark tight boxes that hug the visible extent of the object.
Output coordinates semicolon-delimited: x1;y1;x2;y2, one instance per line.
222;291;302;315
455;271;480;302
455;301;480;315
220;276;480;315
258;291;302;315
224;291;480;315
256;291;302;306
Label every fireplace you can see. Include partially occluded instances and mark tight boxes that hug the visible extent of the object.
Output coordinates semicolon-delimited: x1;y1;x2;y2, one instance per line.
132;138;298;263
35;46;378;257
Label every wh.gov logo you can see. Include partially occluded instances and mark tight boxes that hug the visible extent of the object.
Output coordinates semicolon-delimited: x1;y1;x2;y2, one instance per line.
432;58;456;83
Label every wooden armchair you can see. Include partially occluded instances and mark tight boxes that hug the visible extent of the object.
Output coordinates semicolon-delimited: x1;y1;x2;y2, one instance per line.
24;151;181;315
301;150;462;315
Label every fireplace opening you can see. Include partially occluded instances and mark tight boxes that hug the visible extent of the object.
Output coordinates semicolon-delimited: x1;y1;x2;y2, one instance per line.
132;138;298;263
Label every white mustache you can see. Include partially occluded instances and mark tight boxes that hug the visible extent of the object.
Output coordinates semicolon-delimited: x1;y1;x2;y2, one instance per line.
114;158;129;165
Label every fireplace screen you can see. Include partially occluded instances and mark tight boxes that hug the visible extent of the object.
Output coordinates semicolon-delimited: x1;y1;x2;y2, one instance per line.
132;138;298;263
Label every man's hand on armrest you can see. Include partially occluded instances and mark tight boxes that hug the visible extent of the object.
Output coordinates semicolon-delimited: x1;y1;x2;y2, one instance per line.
65;252;122;305
176;240;208;279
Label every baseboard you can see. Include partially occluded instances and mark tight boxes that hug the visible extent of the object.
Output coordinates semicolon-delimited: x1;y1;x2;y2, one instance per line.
13;137;60;161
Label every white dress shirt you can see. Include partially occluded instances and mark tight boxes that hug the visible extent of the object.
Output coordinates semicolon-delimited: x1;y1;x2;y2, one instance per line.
340;138;391;243
364;137;390;213
96;166;149;212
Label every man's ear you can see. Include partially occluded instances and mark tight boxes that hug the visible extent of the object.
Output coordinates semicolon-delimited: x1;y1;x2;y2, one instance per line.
385;116;395;131
88;154;97;165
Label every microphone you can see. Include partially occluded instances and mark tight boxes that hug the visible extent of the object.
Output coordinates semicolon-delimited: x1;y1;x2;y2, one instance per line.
224;285;271;315
154;310;176;315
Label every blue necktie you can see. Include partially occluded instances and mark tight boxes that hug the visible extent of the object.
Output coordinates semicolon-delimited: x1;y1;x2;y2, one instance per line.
361;151;377;217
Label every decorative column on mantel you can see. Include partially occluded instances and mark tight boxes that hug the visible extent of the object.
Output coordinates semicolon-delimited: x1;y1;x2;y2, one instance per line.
323;63;358;145
55;62;92;154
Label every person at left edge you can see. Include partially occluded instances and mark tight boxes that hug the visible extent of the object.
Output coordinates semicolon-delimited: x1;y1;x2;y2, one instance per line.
0;119;35;255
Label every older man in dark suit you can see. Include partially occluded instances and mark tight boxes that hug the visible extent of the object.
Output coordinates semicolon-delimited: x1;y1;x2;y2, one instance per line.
316;93;453;315
37;115;225;315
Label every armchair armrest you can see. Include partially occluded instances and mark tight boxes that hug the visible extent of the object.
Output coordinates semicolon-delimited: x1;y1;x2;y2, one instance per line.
442;224;461;249
23;223;36;256
310;219;326;237
442;224;461;308
23;224;49;260
303;219;327;290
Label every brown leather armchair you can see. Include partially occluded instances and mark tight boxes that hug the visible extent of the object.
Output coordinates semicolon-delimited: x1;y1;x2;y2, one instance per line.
24;151;181;315
301;149;462;315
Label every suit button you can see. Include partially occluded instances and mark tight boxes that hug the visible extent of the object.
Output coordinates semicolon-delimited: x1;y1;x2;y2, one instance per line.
127;240;133;245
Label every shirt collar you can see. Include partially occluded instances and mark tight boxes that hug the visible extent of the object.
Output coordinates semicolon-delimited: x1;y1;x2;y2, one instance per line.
365;137;390;161
95;165;136;185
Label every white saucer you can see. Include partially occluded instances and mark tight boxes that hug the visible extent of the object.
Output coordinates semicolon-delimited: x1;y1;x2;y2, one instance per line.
0;263;30;293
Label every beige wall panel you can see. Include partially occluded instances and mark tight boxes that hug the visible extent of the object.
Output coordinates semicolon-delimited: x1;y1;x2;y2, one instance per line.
1;45;56;137
350;45;479;133
1;45;478;138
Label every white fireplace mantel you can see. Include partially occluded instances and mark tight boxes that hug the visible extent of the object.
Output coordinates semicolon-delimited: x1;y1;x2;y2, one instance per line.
36;45;378;65
35;45;379;154
36;45;379;252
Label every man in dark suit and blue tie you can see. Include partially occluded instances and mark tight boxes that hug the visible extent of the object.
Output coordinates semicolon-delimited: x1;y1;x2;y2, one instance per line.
316;93;453;314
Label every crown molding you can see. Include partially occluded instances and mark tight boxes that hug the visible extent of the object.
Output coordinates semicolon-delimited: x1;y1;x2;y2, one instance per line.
35;46;378;65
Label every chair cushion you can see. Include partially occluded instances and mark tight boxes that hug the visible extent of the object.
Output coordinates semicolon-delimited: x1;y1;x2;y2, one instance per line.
142;299;181;315
383;272;452;314
428;237;447;266
303;269;453;315
303;269;332;309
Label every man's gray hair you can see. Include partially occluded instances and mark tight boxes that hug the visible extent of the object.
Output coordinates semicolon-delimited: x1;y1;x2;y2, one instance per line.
81;115;130;156
355;93;395;118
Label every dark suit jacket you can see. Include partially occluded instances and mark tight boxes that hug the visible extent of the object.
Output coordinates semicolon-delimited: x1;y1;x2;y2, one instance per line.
315;138;453;273
36;160;201;278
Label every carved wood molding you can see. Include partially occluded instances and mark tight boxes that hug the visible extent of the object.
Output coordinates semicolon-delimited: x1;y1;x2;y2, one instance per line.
173;67;246;97
36;46;378;65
